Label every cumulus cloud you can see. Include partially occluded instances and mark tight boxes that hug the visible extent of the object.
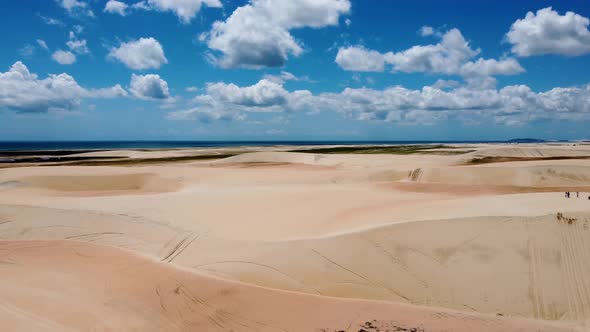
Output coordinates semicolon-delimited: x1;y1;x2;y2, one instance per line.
335;46;386;72
385;28;479;74
0;62;127;113
320;83;590;125
52;50;76;65
129;73;170;99
335;28;524;79
203;0;351;68
108;37;168;70
169;78;314;120
169;77;590;126
104;0;128;16
506;7;590;57
459;58;524;77
130;0;222;23
204;79;290;108
56;0;95;17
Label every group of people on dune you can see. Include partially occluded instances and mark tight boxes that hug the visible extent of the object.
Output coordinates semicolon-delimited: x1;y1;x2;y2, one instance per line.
565;191;590;199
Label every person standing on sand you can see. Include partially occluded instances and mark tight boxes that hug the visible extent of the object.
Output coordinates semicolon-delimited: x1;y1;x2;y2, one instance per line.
577;192;579;198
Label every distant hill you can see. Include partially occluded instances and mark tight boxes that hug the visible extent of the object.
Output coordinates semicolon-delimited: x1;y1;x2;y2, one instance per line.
506;138;547;143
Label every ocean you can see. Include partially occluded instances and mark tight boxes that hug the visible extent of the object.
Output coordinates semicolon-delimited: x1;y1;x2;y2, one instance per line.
0;140;505;151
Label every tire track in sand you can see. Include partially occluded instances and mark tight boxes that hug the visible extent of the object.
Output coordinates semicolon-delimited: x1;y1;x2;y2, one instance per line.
558;215;590;320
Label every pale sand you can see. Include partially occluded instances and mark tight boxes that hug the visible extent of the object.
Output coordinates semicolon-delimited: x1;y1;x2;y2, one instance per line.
1;143;590;330
0;240;578;332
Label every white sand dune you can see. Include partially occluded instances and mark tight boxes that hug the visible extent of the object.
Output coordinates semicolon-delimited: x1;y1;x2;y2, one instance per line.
20;173;181;194
464;144;590;158
1;143;590;330
409;165;590;187
0;240;577;332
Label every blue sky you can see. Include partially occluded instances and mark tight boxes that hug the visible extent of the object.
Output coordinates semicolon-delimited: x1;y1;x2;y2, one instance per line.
0;0;589;141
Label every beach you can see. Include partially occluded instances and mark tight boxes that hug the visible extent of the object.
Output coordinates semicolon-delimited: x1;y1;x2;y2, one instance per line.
1;143;590;331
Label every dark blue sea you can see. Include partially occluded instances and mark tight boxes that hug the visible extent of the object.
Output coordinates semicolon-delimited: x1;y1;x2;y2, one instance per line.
0;140;509;151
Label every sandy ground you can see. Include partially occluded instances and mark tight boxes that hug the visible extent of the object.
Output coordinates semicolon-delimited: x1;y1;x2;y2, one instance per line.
1;240;578;332
1;143;590;331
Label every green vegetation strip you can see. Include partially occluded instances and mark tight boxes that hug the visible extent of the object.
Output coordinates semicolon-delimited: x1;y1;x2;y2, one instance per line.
289;145;472;155
56;154;237;166
464;156;590;165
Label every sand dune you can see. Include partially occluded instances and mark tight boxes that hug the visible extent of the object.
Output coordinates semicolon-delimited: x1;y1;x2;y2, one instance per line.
19;173;181;195
408;165;590;187
464;145;590;159
0;240;577;332
1;144;590;330
164;213;590;321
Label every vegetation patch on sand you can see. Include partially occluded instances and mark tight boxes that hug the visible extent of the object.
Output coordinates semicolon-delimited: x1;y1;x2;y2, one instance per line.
59;154;237;166
289;145;473;155
464;155;590;165
0;154;238;168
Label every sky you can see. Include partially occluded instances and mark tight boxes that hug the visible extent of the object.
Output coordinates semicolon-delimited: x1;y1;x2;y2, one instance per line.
0;0;590;141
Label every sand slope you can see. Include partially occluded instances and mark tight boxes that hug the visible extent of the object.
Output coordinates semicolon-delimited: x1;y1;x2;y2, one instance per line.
0;240;578;332
164;213;590;321
2;207;589;321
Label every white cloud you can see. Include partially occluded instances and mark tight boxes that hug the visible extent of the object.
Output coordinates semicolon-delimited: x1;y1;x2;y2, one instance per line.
19;45;35;57
36;39;49;50
57;0;86;11
335;28;524;80
104;0;128;16
459;58;524;77
170;78;590;126
419;26;435;37
170;78;314;120
345;18;351;26
52;50;77;65
506;7;590;57
263;71;312;84
129;73;170;99
39;15;64;26
203;0;351;68
317;83;590;125
204;79;290;108
134;0;222;24
55;0;95;17
186;86;199;92
73;25;84;34
66;38;89;55
108;37;168;70
0;62;127;113
432;79;461;90
385;28;478;74
335;46;386;72
167;108;246;122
